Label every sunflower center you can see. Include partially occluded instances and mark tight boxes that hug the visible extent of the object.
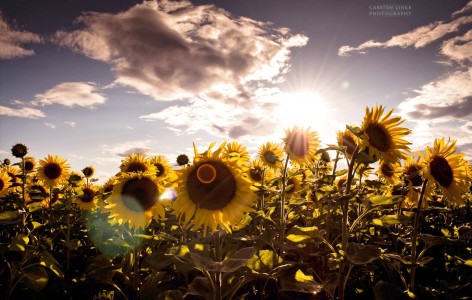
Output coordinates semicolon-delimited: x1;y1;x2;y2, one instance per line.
249;168;263;182
155;164;165;177
287;131;309;158
0;179;4;190
197;164;217;184
406;165;422;187
342;135;357;156
187;161;237;210
81;188;95;203
381;163;394;178
365;123;391;152
263;151;278;165
126;162;147;173
122;177;158;211
44;163;62;180
24;161;34;172
430;156;453;187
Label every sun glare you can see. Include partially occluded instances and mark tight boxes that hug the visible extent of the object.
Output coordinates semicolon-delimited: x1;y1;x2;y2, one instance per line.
275;91;331;134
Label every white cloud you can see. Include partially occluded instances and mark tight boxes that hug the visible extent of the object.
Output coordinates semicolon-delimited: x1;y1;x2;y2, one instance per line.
44;122;56;129
65;121;77;127
34;82;106;108
0;104;45;118
101;139;155;157
440;29;472;62
0;12;42;59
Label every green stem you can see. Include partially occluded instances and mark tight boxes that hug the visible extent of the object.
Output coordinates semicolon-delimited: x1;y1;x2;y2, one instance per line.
409;179;428;292
214;231;223;300
279;155;290;260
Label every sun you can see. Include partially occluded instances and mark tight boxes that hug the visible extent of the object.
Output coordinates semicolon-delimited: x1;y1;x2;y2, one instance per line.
274;91;331;134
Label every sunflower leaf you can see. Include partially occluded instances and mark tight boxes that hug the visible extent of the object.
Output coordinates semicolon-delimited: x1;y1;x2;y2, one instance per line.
22;266;49;292
9;234;29;251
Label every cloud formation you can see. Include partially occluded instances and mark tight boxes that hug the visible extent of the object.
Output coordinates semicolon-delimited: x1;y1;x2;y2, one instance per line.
0;12;42;59
0;104;45;118
34;82;107;108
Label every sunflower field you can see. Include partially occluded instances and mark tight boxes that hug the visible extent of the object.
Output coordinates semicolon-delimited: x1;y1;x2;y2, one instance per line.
1;105;472;300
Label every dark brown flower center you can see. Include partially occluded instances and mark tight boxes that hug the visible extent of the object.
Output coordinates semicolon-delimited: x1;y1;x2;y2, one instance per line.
81;188;95;203
365;123;391;152
82;167;94;177
122;177;158;211
155;164;165;177
405;165;422;187
430;156;453;188
187;161;237;210
126;162;147;173
249;167;263;182
177;154;189;166
44;163;62;180
380;162;394;178
24;161;35;172
0;179;4;191
342;134;357;156
263;151;278;165
28;185;47;201
287;130;309;158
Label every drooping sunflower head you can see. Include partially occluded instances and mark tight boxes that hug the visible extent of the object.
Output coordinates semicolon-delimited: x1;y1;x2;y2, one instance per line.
120;153;157;176
37;155;70;187
150;155;176;182
248;159;275;183
221;142;250;164
423;138;471;205
377;161;400;185
285;174;303;197
0;170;12;197
82;166;95;178
173;143;256;234
258;142;284;170
402;156;423;187
25;182;48;203
360;105;411;163
283;126;320;167
24;156;36;172
336;129;358;158
74;185;99;211
106;173;164;229
11;143;28;158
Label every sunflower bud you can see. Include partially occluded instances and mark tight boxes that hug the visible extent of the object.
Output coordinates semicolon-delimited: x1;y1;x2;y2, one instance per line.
176;154;189;166
11;143;28;158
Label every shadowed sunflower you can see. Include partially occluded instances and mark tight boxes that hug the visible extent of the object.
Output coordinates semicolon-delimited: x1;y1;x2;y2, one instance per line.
336;129;358;159
173;143;257;234
82;166;95;178
25;182;48;203
0;170;12;197
222;142;250;164
422;138;471;205
74;185;99;211
106;173;164;229
3;165;21;193
37;155;70;187
150;155;176;183
285;173;303;197
120;153;157;176
248;159;275;183
377;161;400;185
402;155;423;207
360;105;411;163
259;142;284;170
24;156;36;173
284;126;320;167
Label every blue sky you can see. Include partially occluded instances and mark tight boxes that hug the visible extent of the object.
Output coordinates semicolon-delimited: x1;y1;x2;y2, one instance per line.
1;0;471;182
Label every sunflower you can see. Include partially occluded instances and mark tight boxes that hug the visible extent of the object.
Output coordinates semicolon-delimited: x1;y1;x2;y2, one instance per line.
82;166;95;178
422;138;471;205
37;155;70;187
3;165;21;193
150;155;177;183
401;156;423;206
259;142;284;170
222;142;250;164
285;173;303;197
283;126;320;167
360;105;411;163
11;143;28;158
173;143;257;234
248;159;275;183
25;182;48;203
377;161;400;185
106;173;164;229
336;129;358;159
120;153;157;176
74;185;99;210
0;170;12;197
24;156;36;173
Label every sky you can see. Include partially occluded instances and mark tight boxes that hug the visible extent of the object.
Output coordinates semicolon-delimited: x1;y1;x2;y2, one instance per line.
1;0;471;182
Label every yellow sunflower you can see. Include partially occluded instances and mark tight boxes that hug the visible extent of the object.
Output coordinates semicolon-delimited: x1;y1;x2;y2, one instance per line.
222;142;251;164
360;105;411;163
74;185;99;211
283;126;320;167
106;173;164;229
402;156;423;207
258;142;284;170
24;156;36;173
248;159;275;183
25;182;48;203
422;138;471;205
120;153;157;176
3;165;21;193
336;129;358;159
173;143;257;234
285;173;303;197
37;155;70;187
0;170;12;197
150;155;177;182
377;161;400;185
82;166;95;178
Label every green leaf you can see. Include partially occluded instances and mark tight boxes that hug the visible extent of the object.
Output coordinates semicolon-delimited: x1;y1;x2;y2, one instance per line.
280;269;322;294
347;243;381;265
220;247;257;272
295;269;314;283
462;259;472;267
40;250;64;278
143;253;173;271
9;234;29;251
367;195;404;207
286;226;319;245
372;215;410;226
187;277;213;299
22;266;48;292
247;250;282;273
189;252;218;272
0;210;21;224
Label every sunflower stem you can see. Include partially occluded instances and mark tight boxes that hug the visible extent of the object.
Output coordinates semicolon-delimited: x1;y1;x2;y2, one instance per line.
20;157;27;233
214;231;223;300
279;155;290;260
409;179;428;293
133;247;140;298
